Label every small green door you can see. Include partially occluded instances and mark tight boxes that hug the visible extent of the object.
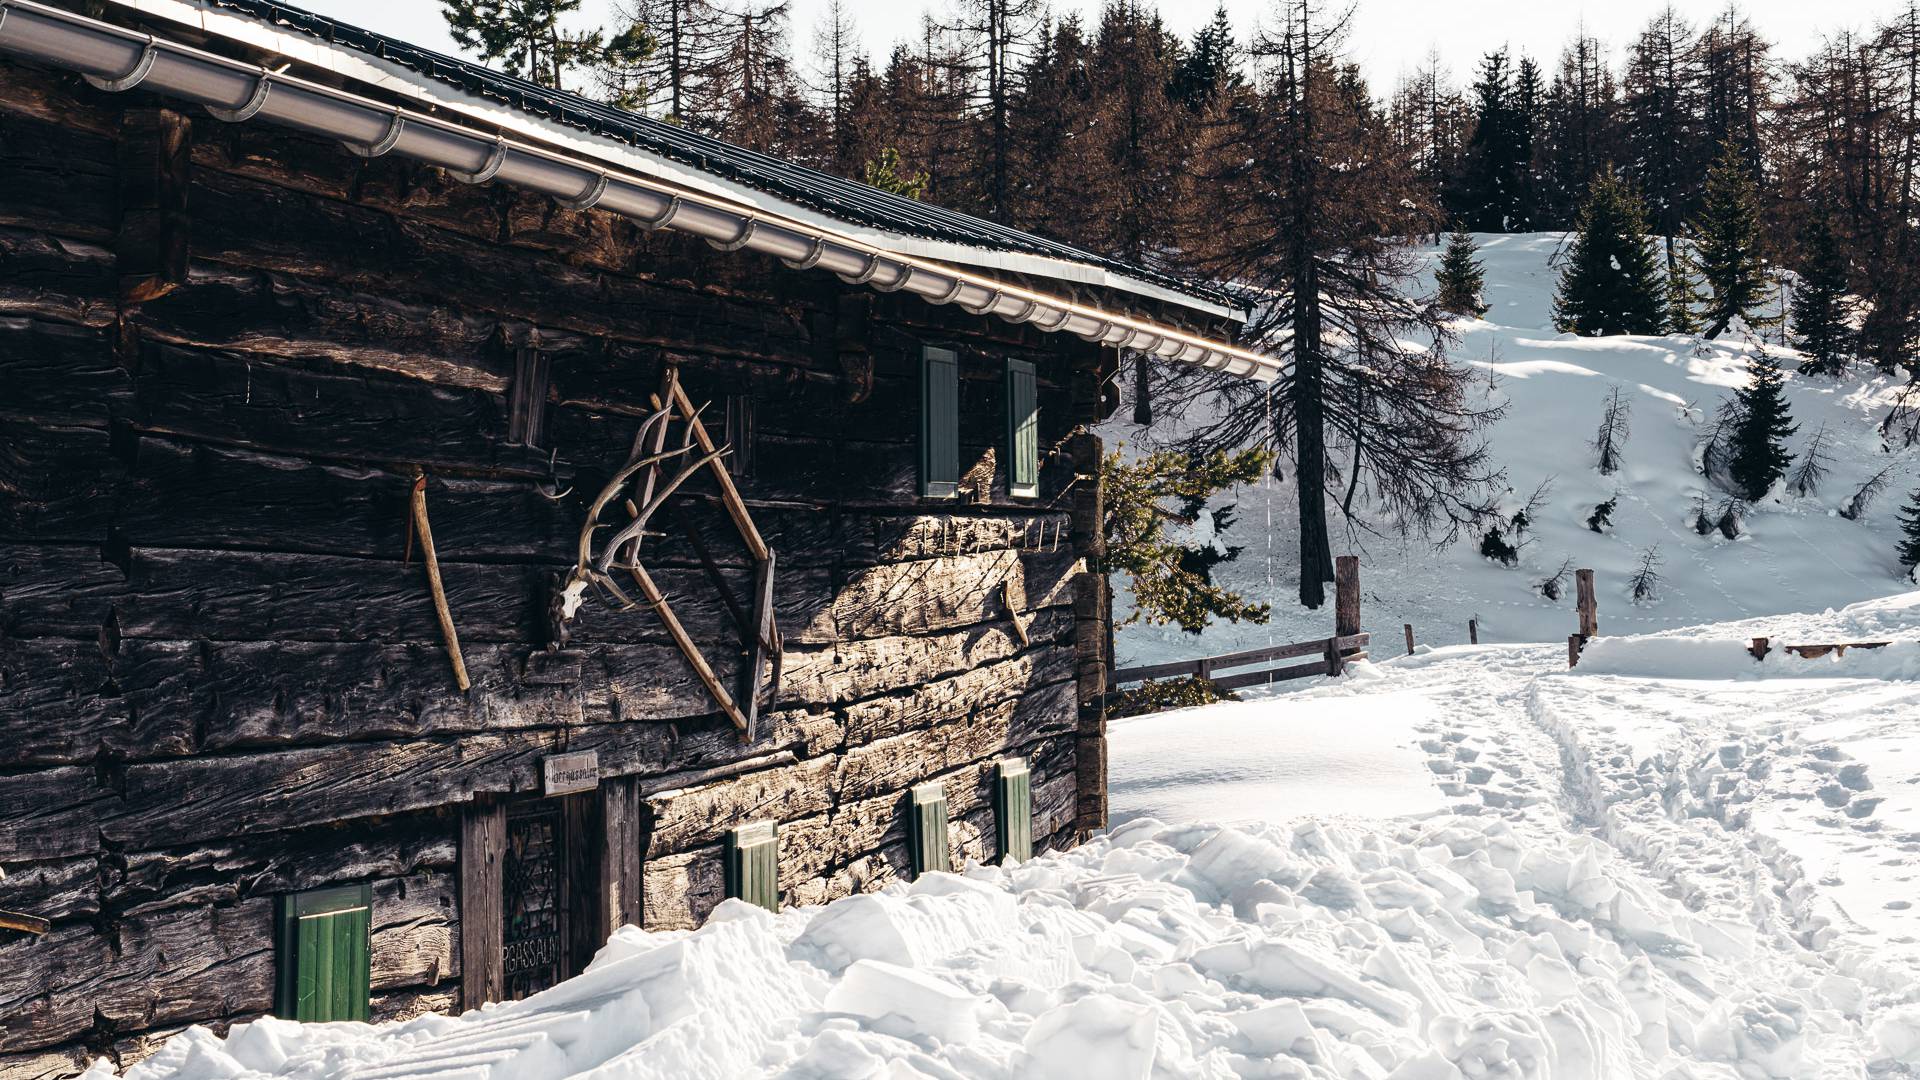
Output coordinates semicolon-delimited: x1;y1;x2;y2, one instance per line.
909;783;951;876
1004;359;1039;498
920;346;961;498
996;759;1033;864
727;821;780;912
277;884;372;1022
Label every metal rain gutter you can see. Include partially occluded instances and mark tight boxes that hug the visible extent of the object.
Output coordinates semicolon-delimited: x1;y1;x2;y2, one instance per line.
0;0;1283;381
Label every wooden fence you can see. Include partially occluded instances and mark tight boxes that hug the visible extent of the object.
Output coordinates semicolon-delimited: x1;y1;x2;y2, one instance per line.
1111;631;1372;692
1110;555;1368;697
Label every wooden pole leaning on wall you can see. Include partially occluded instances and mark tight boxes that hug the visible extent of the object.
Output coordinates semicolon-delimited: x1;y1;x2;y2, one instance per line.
1403;624;1416;656
410;472;471;692
0;909;51;935
1469;618;1479;645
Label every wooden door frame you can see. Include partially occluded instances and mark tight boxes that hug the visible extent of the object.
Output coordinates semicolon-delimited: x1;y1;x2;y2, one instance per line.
460;778;644;1009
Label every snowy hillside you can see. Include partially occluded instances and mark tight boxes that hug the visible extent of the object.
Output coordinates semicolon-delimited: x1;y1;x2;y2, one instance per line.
1111;233;1920;668
103;597;1920;1079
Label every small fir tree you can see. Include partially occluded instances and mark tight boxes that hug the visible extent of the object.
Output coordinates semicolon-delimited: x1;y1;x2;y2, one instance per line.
1553;168;1666;336
1587;496;1617;532
1841;465;1896;521
862;148;928;199
1727;353;1798;500
1791;214;1852;376
1436;230;1489;316
1694;141;1773;339
1665;246;1706;335
1593;386;1631;474
1898;490;1920;571
1102;448;1273;633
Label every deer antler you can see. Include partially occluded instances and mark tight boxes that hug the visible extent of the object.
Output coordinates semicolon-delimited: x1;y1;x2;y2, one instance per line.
553;399;730;634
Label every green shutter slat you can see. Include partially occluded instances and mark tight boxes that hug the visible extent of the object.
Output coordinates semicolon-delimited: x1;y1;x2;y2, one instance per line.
996;759;1033;864
348;907;371;1021
1005;359;1039;497
278;884;371;1023
727;821;780;912
920;347;960;498
297;910;325;1021
909;783;951;876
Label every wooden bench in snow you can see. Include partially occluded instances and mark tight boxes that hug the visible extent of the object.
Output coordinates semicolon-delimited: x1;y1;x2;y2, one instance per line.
1748;638;1895;661
1111;633;1372;693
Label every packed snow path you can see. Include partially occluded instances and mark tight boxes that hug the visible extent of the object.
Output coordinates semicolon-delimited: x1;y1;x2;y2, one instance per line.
96;608;1920;1080
1110;623;1920;1077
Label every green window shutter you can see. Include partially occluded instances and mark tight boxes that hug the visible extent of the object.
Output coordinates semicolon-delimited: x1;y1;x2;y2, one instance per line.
995;759;1032;864
908;783;951;876
276;884;372;1023
727;821;780;912
919;346;960;498
1004;359;1039;498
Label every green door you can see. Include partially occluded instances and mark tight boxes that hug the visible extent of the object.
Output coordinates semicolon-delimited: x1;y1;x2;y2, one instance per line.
277;884;372;1022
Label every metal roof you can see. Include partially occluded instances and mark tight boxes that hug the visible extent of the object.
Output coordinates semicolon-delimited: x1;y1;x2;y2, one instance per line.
166;0;1243;315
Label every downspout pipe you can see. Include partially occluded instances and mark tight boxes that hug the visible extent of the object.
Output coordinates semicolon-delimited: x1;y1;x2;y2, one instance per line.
0;0;1282;381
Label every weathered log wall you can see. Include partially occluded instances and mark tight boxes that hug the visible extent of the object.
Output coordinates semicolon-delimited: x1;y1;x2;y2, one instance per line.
0;56;1121;1078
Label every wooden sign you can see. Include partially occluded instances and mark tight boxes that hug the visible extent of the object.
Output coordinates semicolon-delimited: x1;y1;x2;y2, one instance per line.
543;750;599;796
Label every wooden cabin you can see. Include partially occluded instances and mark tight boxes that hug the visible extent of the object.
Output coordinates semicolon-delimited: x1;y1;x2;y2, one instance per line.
0;0;1275;1075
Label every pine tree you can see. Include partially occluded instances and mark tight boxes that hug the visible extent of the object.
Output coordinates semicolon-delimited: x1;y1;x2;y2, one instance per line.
1665;244;1705;334
444;0;651;93
862;147;927;197
1897;489;1920;569
1728;353;1798;499
1553;167;1666;336
1694;140;1773;338
1103;447;1274;632
1454;49;1533;231
1170;5;1242;110
1791;214;1852;375
1435;230;1488;315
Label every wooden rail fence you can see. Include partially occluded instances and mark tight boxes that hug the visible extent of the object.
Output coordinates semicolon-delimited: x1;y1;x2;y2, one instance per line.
1111;632;1373;692
1110;555;1368;699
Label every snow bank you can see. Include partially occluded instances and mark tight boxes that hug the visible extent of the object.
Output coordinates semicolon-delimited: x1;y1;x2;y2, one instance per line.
98;813;1874;1080
1107;689;1449;827
1571;636;1920;680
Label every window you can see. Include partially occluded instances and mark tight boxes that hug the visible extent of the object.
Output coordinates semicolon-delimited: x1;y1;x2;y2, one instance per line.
909;783;951;876
727;821;779;912
919;346;960;498
995;759;1032;863
1004;358;1039;498
276;884;372;1022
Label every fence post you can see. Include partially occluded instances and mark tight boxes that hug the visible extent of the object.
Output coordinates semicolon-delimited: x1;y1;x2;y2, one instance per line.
1575;569;1598;639
1323;635;1341;676
1568;634;1583;668
1403;623;1415;656
1334;555;1360;639
1750;637;1770;661
1468;618;1478;645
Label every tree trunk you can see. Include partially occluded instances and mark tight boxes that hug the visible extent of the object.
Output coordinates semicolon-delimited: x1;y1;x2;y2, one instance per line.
1292;273;1334;609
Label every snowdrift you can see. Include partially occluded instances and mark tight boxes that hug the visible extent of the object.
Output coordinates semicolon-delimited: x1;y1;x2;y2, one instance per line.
102;812;1898;1080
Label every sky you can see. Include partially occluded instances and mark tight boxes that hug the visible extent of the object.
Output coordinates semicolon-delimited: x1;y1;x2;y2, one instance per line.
293;0;1905;89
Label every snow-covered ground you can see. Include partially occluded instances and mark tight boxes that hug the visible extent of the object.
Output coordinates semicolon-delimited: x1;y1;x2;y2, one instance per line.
1113;233;1920;668
102;595;1920;1079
